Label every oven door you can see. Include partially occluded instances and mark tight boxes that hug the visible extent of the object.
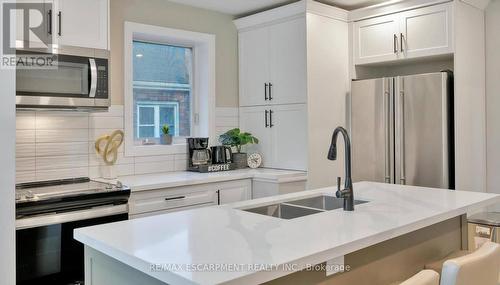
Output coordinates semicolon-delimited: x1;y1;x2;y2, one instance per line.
16;205;128;285
15;52;106;109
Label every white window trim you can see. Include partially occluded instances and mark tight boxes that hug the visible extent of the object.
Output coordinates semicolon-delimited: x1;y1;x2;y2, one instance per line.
136;101;180;137
124;21;216;157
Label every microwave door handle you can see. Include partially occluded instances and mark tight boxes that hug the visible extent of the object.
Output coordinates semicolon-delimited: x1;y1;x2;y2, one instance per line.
89;58;97;98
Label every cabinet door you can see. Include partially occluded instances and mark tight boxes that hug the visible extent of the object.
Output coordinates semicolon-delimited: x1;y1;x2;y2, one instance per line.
353;14;400;65
216;180;251;204
269;17;307;105
15;0;53;49
55;0;108;49
239;106;272;167
399;3;453;59
269;104;307;171
239;27;270;107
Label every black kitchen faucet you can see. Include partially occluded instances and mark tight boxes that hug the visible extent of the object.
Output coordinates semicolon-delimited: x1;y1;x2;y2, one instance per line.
327;126;354;211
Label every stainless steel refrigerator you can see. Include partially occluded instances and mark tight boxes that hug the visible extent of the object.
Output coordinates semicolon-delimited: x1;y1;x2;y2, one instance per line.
350;71;454;189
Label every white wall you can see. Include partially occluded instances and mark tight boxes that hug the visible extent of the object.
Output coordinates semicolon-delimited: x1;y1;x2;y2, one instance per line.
485;0;500;209
0;0;17;282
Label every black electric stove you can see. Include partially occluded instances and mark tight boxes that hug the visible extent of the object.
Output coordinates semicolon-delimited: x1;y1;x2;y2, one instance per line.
16;177;130;218
16;177;130;285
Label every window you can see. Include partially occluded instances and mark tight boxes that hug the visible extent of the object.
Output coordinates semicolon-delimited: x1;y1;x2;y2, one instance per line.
133;41;192;144
124;22;216;156
136;102;180;138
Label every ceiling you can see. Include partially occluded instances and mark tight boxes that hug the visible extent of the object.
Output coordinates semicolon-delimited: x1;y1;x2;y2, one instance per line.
166;0;390;17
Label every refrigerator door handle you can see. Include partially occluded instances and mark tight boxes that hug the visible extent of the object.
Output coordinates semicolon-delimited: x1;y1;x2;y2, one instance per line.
384;80;391;183
399;85;406;185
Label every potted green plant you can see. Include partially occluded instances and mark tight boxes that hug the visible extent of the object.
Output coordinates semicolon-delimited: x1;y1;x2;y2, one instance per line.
219;128;259;169
160;124;172;145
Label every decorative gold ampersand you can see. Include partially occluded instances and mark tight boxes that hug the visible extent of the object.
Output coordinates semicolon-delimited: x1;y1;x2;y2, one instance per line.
95;130;124;166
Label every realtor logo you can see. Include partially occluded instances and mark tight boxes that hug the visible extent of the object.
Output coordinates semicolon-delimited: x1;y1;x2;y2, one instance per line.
1;1;57;69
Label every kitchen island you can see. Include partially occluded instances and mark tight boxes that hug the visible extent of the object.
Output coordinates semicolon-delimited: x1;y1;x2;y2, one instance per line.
74;182;500;285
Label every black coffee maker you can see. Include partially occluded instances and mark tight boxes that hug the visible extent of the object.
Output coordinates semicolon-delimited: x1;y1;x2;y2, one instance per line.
187;138;211;171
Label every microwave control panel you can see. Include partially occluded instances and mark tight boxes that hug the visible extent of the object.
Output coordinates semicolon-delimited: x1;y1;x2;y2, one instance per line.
95;58;108;99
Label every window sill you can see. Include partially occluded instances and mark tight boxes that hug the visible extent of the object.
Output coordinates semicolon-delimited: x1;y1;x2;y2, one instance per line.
125;143;187;157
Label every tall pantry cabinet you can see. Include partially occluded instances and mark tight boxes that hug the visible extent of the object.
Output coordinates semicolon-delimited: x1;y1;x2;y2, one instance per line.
235;0;350;188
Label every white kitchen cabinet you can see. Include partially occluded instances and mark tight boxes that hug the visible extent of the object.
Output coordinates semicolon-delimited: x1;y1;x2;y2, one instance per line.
215;180;252;205
15;0;53;49
353;2;452;65
128;179;252;218
239;27;270;107
54;0;108;49
239;104;307;171
238;17;307;107
353;14;400;65
239;106;273;166
268;104;307;170
268;17;307;105
399;3;453;59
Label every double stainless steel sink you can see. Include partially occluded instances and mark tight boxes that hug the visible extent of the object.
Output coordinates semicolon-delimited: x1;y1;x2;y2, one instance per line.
243;195;369;220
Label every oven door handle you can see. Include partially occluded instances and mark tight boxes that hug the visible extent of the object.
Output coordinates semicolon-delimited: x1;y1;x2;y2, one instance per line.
16;204;128;230
89;58;98;98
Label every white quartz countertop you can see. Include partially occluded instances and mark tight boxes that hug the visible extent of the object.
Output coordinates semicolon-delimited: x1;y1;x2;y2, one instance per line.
74;182;500;285
111;168;307;192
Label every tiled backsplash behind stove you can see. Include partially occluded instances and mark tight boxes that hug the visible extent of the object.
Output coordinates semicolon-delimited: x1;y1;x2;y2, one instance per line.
16;106;239;183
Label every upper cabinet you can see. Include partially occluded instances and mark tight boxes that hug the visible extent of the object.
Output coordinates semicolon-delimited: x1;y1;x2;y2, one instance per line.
238;17;307;107
353;3;453;65
353;14;400;64
16;0;108;50
54;0;108;50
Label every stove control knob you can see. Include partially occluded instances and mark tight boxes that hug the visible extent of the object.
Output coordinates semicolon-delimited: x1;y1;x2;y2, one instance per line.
116;181;123;188
15;193;21;201
105;184;113;190
25;191;34;199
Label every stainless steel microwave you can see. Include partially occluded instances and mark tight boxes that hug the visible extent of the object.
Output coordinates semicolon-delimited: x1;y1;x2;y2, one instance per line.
16;47;109;110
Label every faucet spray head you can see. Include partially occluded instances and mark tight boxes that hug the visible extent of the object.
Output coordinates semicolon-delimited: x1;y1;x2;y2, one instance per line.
327;142;337;160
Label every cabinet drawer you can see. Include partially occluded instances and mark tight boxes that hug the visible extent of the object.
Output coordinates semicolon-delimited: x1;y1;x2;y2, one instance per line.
130;186;216;215
129;202;216;219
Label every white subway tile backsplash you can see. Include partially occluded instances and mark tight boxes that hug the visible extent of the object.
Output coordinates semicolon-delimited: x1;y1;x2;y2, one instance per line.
89;116;123;129
16;157;36;172
16;130;36;144
36;115;89;130
36;142;89;157
89;128;124;141
134;155;174;163
15;106;239;182
16;171;36;183
16;144;36;158
36;129;89;143
89;152;134;166
16;112;36;130
36;155;89;171
135;160;175;175
36;167;89;181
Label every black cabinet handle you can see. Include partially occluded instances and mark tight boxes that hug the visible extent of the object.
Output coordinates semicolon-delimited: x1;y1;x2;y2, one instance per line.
57;11;62;36
393;34;397;54
47;10;52;35
269;83;273;100
216;190;220;205
400;33;404;52
269;110;274;128
264;83;268;101
265;110;269;128
165;196;185;201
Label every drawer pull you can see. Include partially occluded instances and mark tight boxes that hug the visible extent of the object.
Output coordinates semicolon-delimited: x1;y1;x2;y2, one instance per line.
165;196;186;201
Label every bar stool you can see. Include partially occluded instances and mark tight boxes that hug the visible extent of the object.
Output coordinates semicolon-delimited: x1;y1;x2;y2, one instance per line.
440;241;500;285
399;270;440;285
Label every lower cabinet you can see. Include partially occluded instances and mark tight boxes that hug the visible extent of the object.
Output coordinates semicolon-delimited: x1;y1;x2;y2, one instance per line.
128;179;252;219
